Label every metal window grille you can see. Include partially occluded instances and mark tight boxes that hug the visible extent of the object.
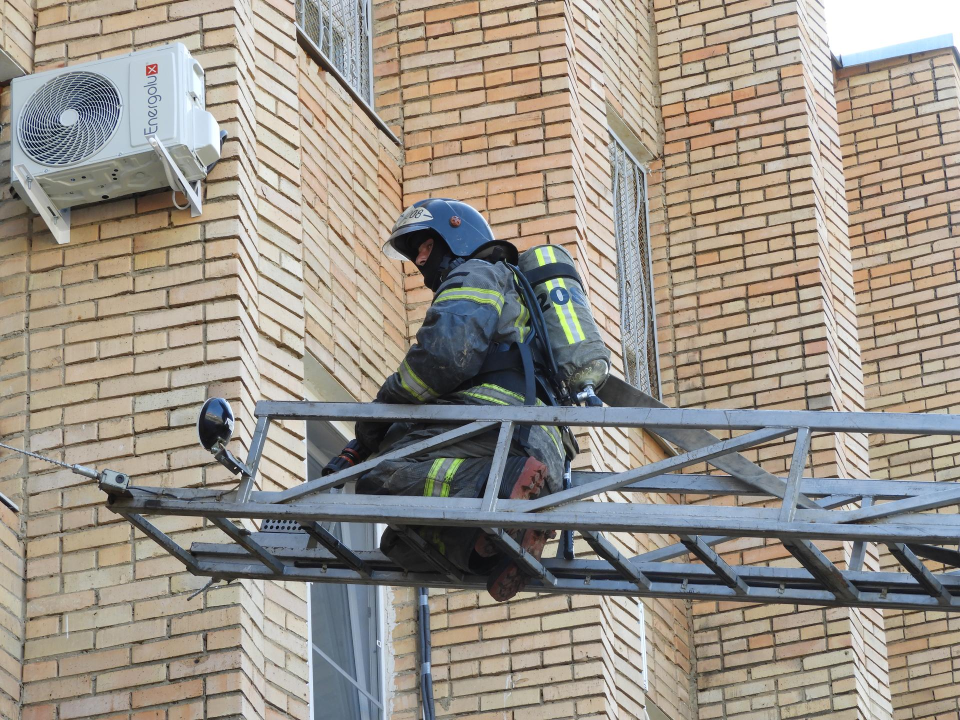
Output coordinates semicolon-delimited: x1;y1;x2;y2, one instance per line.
296;0;374;104
610;135;660;398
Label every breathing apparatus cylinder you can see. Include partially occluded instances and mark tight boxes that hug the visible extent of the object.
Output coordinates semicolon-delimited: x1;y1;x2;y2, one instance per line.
518;244;610;403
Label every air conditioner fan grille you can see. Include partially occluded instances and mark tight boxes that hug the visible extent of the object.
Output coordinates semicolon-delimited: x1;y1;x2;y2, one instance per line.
18;71;122;167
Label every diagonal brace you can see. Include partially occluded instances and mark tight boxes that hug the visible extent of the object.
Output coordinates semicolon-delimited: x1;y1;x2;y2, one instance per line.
784;540;859;603
887;543;955;606
280;420;498;503
525;426;795;511
597;377;820;509
680;534;749;596
211;517;286;574
842;486;960;524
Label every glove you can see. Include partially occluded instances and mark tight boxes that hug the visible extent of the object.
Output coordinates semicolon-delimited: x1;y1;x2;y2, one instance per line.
322;440;372;487
354;419;391;455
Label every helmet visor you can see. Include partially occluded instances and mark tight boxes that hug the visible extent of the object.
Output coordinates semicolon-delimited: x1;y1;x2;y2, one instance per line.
383;226;433;262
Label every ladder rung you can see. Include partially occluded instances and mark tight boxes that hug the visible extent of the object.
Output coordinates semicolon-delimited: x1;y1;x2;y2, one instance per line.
481;527;557;587
888;543;955;606
784;540;859;603
391;526;464;583
300;521;371;578
211;517;286;575
680;534;749;596
582;531;652;591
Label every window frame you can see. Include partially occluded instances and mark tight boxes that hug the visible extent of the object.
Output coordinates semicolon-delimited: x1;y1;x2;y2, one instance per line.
304;409;389;720
295;0;401;146
637;599;649;692
609;131;661;399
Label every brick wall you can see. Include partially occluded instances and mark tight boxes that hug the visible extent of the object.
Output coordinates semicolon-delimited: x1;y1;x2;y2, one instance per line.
837;47;960;720
0;0;317;717
4;2;960;720
1;0;33;74
0;503;23;720
652;0;892;717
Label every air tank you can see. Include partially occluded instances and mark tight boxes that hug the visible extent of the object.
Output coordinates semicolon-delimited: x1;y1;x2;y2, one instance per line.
518;244;610;402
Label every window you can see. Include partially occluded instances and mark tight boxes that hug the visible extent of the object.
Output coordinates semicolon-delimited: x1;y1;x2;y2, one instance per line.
610;134;660;398
307;420;384;720
296;0;374;103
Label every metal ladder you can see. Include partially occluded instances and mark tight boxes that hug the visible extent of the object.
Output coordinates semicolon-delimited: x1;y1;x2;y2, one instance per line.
99;377;960;611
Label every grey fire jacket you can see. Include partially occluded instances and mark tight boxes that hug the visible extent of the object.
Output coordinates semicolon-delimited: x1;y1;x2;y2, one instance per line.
356;258;566;494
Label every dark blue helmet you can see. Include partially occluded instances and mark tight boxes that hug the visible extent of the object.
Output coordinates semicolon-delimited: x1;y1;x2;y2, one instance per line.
383;198;517;265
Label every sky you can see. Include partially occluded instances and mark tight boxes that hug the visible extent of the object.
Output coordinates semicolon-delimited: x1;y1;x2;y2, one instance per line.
824;0;960;57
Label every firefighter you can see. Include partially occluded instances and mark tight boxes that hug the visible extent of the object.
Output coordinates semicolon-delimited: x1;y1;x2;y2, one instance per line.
325;198;564;602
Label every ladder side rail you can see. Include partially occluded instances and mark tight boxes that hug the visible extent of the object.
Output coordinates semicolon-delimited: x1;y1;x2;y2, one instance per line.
184;548;960;612
106;491;960;545
253;399;960;435
194;540;960;590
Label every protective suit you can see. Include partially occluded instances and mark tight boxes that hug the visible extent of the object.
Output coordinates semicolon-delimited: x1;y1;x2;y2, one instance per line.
349;199;566;600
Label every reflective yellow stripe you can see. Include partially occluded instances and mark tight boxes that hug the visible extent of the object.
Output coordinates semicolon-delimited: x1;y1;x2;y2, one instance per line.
435;287;505;313
555;278;585;342
545;279;576;344
423;458;444;497
514;300;530;341
535;246;584;345
399;359;438;402
460;384;562;457
441;458;463;498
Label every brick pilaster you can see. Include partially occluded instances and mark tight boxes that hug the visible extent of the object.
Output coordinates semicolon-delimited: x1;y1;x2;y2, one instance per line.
838;46;960;720
653;0;890;717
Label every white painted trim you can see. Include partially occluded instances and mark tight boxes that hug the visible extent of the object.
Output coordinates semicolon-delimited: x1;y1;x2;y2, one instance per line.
838;34;956;68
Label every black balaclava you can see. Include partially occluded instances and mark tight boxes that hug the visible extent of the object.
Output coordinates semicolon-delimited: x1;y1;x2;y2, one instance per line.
418;236;461;291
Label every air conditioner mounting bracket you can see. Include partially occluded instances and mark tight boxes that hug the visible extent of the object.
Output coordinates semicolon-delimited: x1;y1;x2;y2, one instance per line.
13;164;70;245
148;134;202;217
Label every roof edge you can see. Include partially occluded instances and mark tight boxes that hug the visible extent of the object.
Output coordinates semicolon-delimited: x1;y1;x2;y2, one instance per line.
835;34;957;69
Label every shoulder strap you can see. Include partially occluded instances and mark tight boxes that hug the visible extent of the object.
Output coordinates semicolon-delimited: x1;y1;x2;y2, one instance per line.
522;262;582;288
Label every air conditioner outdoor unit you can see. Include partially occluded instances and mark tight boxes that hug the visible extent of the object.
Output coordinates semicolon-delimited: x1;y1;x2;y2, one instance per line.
10;43;223;244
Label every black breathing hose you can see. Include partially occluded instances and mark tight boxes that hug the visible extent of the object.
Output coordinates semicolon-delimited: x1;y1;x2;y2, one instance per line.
417;587;435;720
508;264;567;403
